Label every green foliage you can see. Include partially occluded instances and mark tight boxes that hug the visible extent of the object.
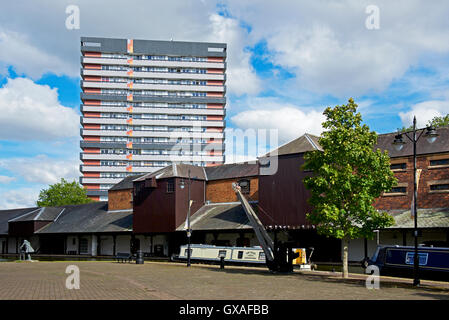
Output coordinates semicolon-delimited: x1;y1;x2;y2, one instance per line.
428;114;449;128
398;114;449;132
303;99;396;241
37;178;93;207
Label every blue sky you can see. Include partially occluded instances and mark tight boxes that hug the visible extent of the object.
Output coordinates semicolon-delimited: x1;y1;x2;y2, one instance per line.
0;0;448;208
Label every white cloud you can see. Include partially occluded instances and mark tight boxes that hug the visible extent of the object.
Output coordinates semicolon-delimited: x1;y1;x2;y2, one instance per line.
0;175;15;184
231;99;325;143
399;100;449;128
0;2;262;96
0;155;79;185
0;29;76;79
208;14;261;96
0;77;80;141
224;0;449;97
0;188;39;209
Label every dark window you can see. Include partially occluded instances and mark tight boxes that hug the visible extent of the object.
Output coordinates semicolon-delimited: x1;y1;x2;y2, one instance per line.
237;251;243;259
238;179;250;194
166;180;175;193
72;238;76;246
218;250;227;258
386;187;407;194
430;184;449;191
390;163;406;170
79;238;88;254
259;252;265;260
430;159;449;166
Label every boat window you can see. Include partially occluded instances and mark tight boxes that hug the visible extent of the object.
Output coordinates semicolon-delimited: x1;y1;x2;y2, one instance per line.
259;252;265;260
238;251;243;259
218;250;227;258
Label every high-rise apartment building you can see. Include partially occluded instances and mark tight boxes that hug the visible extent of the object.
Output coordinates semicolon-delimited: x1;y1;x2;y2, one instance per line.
80;37;226;200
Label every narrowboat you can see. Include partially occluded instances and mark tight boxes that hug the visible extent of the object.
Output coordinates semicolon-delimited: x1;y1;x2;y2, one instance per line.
175;244;266;265
174;244;313;270
366;245;449;280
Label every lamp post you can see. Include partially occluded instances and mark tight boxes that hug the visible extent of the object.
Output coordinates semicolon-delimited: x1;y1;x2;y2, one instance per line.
179;169;192;267
392;116;438;286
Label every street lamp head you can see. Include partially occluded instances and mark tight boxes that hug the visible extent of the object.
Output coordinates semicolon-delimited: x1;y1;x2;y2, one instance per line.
425;126;438;144
392;133;406;151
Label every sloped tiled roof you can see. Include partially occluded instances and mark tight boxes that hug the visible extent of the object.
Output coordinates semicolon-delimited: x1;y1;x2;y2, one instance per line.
8;207;65;222
385;208;449;229
261;133;322;158
176;202;255;231
375;127;449;158
109;174;145;191
134;163;207;182
204;162;258;181
0;207;38;235
36;202;133;234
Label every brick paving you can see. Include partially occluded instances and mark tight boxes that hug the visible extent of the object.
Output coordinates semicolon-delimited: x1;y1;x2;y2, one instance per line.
0;260;448;300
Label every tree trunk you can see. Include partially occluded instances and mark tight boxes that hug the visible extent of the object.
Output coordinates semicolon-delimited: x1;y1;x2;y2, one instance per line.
342;238;349;278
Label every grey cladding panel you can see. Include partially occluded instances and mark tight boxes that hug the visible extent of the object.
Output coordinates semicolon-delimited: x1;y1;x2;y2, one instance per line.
81;37;226;57
81;37;127;53
133;40;226;57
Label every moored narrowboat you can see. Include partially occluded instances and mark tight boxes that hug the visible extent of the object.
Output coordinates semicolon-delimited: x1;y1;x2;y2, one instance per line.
366;245;449;280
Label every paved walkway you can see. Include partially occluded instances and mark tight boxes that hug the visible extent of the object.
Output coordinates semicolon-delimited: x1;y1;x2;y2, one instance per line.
0;261;448;300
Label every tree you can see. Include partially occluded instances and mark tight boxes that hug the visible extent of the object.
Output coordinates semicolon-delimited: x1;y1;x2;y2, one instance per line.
398;114;449;132
428;114;449;128
303;99;397;278
37;178;93;207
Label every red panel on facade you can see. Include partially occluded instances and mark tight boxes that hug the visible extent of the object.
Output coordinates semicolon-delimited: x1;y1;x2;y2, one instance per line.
83;112;101;118
84;100;102;105
207;69;224;74
84;52;102;57
83;76;101;81
206;92;223;97
84;136;101;141
83;148;100;154
208;57;224;62
83;172;100;178
84;64;101;69
207;104;223;109
83;124;101;130
84;184;100;190
84;88;101;94
207;80;223;85
82;160;100;166
206;115;223;121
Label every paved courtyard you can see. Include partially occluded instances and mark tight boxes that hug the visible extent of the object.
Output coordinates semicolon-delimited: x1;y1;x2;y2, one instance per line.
0;260;448;300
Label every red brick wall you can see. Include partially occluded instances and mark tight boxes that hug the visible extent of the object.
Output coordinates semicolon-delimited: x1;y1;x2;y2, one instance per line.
108;189;133;211
206;177;258;203
374;154;449;210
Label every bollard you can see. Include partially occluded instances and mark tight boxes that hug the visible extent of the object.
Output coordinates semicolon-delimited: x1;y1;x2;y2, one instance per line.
220;256;225;269
136;250;144;264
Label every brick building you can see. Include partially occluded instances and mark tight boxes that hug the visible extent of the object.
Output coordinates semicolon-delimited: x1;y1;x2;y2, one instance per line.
254;129;449;262
131;162;259;255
